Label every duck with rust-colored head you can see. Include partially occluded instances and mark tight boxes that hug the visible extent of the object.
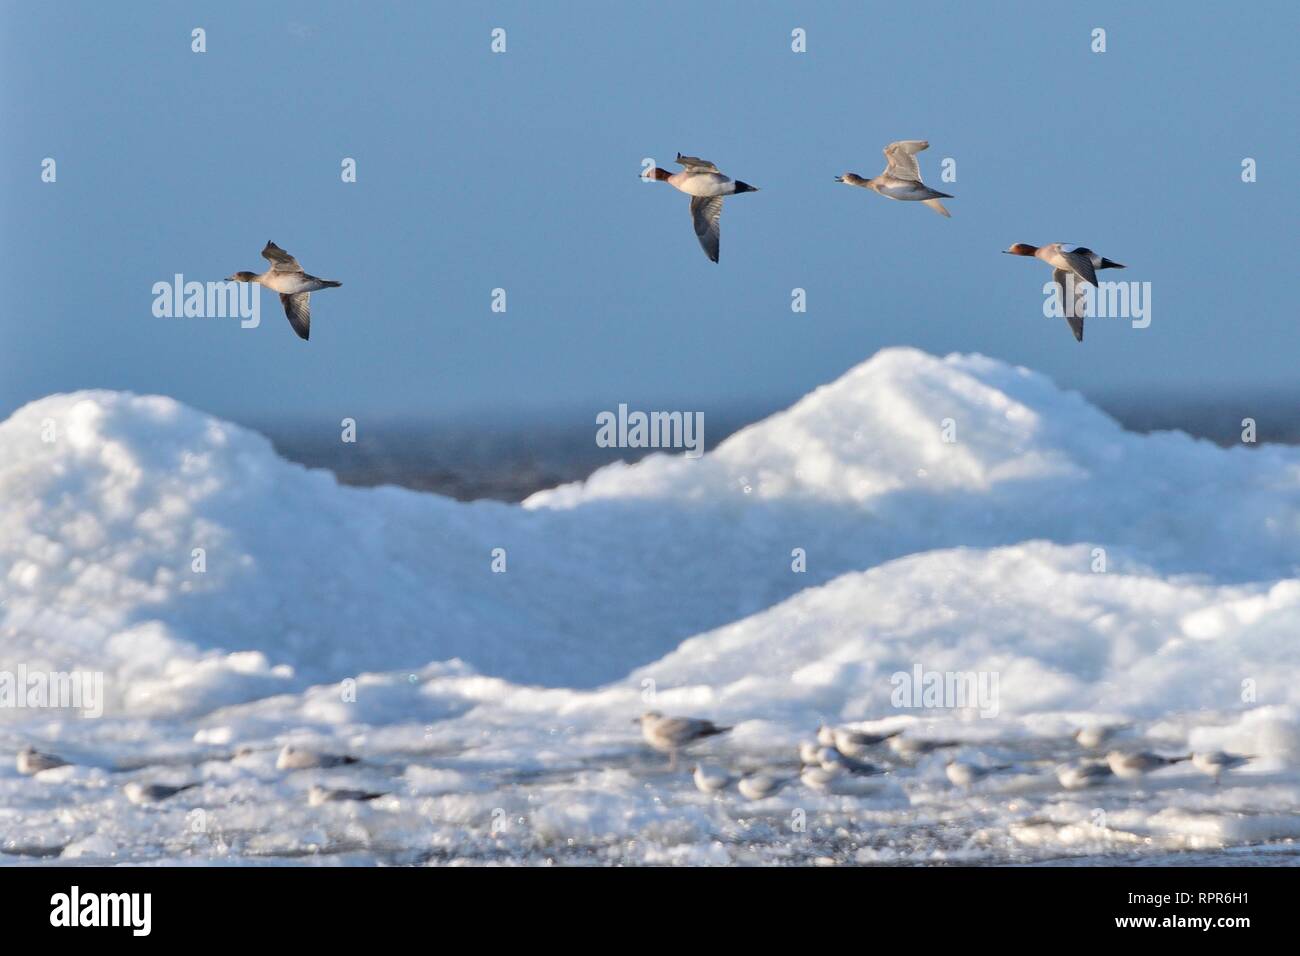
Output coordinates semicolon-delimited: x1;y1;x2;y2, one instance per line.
643;153;759;263
1004;242;1126;342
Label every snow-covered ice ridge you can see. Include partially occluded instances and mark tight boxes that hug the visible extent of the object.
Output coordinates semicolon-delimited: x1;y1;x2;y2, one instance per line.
2;347;1299;865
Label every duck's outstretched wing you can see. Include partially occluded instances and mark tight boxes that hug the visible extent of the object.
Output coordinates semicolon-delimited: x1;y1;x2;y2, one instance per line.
1058;248;1098;286
281;292;311;340
262;241;303;273
676;152;718;172
1072;246;1127;271
689;195;723;262
1053;268;1086;342
881;140;929;182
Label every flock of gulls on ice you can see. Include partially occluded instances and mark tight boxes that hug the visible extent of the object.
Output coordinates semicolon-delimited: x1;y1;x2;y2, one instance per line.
14;743;383;808
636;712;1257;800
9;719;1256;813
230;140;1126;344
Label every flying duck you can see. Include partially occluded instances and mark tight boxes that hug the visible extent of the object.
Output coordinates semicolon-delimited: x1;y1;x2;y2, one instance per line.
227;241;342;340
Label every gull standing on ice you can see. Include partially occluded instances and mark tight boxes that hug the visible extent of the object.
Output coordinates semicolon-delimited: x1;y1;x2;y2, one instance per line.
800;764;841;792
1105;750;1191;780
801;763;881;796
1003;242;1126;342
945;760;1012;788
835;140;954;217
692;763;732;794
738;771;789;800
1191;751;1255;783
276;744;361;770
227;241;343;341
817;725;902;759
16;746;70;775
817;747;885;777
637;712;731;769
124;781;200;805
1056;761;1115;790
644;153;759;263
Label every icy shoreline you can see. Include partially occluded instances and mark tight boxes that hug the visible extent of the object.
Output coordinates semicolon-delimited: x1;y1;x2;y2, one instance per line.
3;348;1299;864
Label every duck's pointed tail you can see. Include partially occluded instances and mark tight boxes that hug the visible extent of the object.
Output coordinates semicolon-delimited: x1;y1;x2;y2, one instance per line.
923;198;951;218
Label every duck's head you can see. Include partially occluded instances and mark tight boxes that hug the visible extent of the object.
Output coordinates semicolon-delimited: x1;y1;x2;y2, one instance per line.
642;167;672;183
226;271;258;282
835;173;869;186
1003;243;1038;257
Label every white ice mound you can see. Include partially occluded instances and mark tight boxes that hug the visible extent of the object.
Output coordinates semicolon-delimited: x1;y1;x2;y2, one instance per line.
529;348;1300;578
627;543;1300;737
531;349;1117;505
3;348;1300;715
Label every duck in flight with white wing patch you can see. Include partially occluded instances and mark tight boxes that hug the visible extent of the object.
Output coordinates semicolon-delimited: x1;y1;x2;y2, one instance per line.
644;153;759;262
227;241;342;340
1004;242;1126;342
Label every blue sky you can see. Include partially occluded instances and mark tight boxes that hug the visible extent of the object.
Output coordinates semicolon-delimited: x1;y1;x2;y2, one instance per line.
1;1;1295;424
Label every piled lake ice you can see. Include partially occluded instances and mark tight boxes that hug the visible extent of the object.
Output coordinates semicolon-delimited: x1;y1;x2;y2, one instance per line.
3;348;1298;865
